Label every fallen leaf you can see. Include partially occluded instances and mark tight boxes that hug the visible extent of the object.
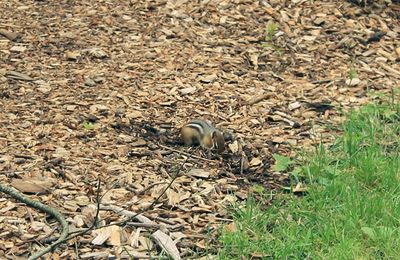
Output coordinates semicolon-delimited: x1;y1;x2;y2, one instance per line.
224;222;237;233
11;178;53;194
151;230;181;260
0;29;21;41
187;168;210;178
249;157;262;167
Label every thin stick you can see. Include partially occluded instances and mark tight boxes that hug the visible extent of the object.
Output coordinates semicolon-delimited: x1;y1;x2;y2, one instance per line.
311;78;343;84
23;150;195;257
157;144;216;163
0;184;69;260
136;181;167;195
33;179;103;258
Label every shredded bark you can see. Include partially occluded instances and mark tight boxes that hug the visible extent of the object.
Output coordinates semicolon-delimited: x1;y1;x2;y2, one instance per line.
0;0;399;258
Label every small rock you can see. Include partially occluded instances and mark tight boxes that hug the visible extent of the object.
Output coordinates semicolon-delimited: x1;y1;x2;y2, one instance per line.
87;114;99;123
367;31;386;44
14;158;26;164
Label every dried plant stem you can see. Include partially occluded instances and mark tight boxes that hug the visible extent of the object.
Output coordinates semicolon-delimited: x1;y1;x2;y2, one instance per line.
0;184;69;260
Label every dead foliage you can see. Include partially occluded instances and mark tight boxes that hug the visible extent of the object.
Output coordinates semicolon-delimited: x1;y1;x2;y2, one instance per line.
0;0;399;258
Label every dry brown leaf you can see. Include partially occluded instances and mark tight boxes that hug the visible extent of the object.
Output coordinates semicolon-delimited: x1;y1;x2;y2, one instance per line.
1;0;398;258
11;178;53;194
0;29;21;41
80;252;110;259
63;201;80;212
91;231;110;246
108;225;122;246
151;230;181;260
224;222;237;233
0;202;16;213
187;168;210;178
87;48;108;59
249;157;262;167
251;252;270;259
166;189;181;206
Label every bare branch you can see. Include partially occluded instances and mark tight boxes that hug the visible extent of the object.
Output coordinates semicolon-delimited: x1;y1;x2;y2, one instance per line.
0;184;69;260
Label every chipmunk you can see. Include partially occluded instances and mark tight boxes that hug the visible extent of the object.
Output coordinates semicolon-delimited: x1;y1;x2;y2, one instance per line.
181;119;225;153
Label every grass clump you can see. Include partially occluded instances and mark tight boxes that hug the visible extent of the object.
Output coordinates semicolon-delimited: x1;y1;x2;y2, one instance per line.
219;100;400;259
262;22;282;54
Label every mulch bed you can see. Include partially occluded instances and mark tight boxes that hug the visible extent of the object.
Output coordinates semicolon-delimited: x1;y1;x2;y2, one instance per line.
0;0;399;258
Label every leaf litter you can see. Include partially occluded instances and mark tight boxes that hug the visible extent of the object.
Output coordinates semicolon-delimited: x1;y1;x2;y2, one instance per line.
0;0;399;258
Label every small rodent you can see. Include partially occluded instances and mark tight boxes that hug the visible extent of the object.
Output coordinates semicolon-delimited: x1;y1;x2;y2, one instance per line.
180;119;225;153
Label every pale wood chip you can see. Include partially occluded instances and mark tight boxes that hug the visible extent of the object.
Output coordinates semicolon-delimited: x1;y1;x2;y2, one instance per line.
6;71;34;81
11;178;53;194
0;29;21;41
151;230;181;260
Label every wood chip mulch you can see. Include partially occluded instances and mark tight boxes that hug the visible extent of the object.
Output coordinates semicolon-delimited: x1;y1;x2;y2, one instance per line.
0;0;399;259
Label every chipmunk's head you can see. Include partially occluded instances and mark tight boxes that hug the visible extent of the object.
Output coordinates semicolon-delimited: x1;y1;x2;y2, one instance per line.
212;130;225;153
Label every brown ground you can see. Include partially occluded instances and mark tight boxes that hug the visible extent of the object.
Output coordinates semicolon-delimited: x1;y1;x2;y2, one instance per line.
0;0;399;259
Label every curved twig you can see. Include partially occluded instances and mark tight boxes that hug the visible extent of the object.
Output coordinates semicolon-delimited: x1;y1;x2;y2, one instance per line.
0;150;191;258
0;184;69;260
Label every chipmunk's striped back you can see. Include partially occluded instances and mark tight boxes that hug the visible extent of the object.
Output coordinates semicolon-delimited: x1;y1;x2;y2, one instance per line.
180;119;225;153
